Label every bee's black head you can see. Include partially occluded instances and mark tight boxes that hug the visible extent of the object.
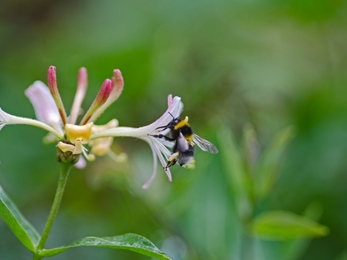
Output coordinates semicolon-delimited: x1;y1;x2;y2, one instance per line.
167;112;180;128
155;112;181;131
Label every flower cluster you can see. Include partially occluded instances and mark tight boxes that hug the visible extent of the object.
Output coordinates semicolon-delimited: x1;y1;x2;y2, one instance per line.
0;66;183;188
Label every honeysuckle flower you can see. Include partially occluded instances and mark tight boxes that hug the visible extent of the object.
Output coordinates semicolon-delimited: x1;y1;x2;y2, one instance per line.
0;66;123;163
0;65;184;188
90;95;183;189
57;122;94;159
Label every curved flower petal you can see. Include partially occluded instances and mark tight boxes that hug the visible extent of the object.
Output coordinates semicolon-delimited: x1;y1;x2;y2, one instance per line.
141;136;173;189
141;138;159;189
57;142;75;153
65;122;93;145
74;156;87;169
149;137;172;179
25;81;63;136
143;95;183;134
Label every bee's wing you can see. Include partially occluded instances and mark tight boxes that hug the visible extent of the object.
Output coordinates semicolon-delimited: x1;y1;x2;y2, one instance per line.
193;134;219;154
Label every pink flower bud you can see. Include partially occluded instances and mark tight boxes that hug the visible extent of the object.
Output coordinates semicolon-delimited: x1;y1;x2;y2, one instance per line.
86;69;124;124
47;66;68;125
96;79;112;105
80;79;112;125
47;66;58;95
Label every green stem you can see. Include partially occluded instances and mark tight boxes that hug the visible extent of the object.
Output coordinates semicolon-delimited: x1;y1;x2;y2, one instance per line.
33;163;72;260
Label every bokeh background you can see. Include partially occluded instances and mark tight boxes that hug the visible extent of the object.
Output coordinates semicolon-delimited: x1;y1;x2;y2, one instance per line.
1;0;347;259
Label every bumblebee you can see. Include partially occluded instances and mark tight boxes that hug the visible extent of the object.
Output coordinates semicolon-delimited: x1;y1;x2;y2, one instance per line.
152;113;218;169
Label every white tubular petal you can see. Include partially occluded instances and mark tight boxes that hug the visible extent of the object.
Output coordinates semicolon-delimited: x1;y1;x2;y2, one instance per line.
25;81;63;135
0;108;63;139
151;137;172;158
90;95;184;140
0;109;7;130
143;95;184;133
90;126;151;140
150;139;172;182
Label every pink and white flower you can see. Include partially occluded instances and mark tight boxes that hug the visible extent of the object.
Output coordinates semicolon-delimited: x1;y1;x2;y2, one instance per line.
0;66;184;188
90;95;183;189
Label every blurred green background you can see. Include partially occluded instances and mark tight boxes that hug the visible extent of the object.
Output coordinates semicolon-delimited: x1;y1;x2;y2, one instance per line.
1;0;347;259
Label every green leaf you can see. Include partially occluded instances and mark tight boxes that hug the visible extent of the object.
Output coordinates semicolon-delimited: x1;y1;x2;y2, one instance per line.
242;123;260;176
281;202;324;260
249;210;329;240
39;233;171;259
218;125;252;222
0;185;40;252
255;126;296;200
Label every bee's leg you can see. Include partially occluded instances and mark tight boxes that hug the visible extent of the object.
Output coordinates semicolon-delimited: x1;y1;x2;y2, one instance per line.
168;152;179;162
150;134;175;142
154;125;168;132
164;152;179;170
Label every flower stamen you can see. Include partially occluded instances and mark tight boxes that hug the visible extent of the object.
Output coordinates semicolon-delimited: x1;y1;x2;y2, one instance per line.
69;67;88;125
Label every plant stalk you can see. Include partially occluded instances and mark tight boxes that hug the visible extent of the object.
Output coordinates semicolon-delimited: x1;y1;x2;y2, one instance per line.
33;163;72;259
